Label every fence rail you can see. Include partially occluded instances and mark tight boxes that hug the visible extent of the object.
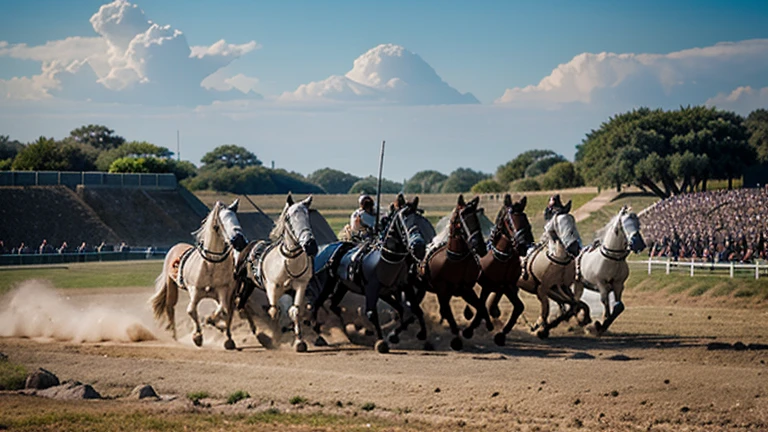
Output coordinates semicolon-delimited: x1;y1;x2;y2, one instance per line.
629;259;768;280
0;171;177;190
0;250;167;266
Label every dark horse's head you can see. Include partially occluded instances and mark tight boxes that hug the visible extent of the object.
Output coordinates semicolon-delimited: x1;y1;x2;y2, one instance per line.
388;193;427;261
494;194;534;256
452;195;487;258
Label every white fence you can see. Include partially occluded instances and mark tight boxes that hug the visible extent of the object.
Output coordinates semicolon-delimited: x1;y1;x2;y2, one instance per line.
629;259;768;280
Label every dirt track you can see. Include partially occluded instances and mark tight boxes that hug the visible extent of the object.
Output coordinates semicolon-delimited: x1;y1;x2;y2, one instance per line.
1;284;768;431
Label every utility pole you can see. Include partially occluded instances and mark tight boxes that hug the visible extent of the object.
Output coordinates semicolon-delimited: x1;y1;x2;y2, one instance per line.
176;130;180;161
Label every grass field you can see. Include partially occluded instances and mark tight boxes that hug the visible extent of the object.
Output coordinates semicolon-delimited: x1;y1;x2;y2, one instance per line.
0;261;162;294
577;194;660;241
195;190;598;235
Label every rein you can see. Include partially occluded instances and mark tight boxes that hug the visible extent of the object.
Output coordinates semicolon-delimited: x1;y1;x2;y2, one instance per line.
196;241;232;263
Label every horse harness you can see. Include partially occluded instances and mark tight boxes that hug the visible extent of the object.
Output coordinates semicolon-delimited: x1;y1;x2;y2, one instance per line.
175;240;233;289
575;239;629;290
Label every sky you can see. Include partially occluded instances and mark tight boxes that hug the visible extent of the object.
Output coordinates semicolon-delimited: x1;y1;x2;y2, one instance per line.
1;0;767;181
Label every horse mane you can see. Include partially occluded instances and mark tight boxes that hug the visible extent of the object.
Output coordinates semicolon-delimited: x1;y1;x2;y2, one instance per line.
192;202;219;244
431;207;456;247
270;203;289;241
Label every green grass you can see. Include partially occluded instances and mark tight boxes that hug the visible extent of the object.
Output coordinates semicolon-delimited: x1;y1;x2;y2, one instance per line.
361;402;376;412
0;261;162;294
289;396;308;405
227;390;250;405
625;267;768;300
187;391;211;404
577;194;660;241
0;360;27;391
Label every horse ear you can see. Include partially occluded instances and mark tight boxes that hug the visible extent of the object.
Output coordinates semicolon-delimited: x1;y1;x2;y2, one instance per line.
389;203;396;213
396;193;406;208
458;194;465;206
470;196;480;207
302;195;313;208
520;196;527;209
286;193;294;206
563;200;572;214
504;193;512;207
228;199;239;212
411;196;420;209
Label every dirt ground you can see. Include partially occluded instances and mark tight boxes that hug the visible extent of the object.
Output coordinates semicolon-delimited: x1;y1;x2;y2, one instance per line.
1;282;767;431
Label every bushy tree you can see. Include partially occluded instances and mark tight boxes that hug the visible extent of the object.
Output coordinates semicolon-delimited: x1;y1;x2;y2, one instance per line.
96;141;174;171
348;176;402;195
69;124;125;150
404;170;448;194
441;168;490;193
0;135;24;164
745;109;768;164
11;137;95;171
510;178;541;191
496;150;559;184
201;145;261;169
182;166;322;195
308;168;361;194
471;179;505;193
109;156;170;173
540;161;583;190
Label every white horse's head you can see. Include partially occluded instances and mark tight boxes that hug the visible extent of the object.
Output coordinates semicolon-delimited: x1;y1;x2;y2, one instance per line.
194;199;247;257
545;213;582;257
273;193;318;256
606;206;646;254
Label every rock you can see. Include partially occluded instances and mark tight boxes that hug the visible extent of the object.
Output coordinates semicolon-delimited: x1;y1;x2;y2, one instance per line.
130;384;159;400
38;380;102;400
25;368;60;390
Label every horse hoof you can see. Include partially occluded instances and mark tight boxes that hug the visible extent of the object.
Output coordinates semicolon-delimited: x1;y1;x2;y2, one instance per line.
257;333;274;349
192;333;203;347
535;328;550;340
485;322;494;332
375;340;389;354
417;330;427;341
423;341;435;351
388;333;400;345
314;336;328;347
463;306;474;320
364;329;374;337
462;328;474;339
450;337;463;351
494;332;506;346
593;321;604;335
490;305;501;319
294;340;308;353
224;339;236;350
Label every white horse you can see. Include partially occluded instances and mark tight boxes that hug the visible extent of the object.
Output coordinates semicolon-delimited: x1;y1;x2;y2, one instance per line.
572;206;646;335
515;212;587;338
235;194;318;352
150;199;247;350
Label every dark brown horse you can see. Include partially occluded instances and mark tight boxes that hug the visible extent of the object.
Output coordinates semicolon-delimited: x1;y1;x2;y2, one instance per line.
464;194;534;346
417;195;490;351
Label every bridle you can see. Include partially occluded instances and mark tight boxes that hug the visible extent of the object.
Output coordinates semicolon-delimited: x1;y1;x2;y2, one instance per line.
491;207;530;261
278;206;314;278
196;208;236;263
381;206;422;264
447;206;482;260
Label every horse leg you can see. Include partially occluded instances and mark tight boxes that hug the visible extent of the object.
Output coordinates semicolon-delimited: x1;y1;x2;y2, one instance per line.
166;275;178;340
462;287;493;339
186;287;204;347
257;280;281;349
363;281;388;354
379;294;405;344
597;284;624;335
486;291;502;319
496;285;524;346
219;287;236;350
534;284;551;339
437;291;463;351
402;287;428;341
289;283;308;353
310;273;337;346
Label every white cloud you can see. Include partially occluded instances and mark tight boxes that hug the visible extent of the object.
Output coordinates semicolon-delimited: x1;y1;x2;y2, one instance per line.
201;70;261;94
280;43;479;105
0;0;260;105
496;39;768;109
706;86;768;114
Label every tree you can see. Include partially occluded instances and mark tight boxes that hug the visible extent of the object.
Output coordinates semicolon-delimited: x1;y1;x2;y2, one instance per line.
0;135;24;171
200;145;261;169
348;176;402;195
69;125;125;150
471;179;505;193
11;137;81;171
496;150;559;184
308;168;361;194
182;165;323;195
109;156;170;173
745;109;768;164
510;178;541;191
96;141;174;171
524;154;567;178
441;168;490;193
540;161;583;190
403;170;448;193
575;106;754;198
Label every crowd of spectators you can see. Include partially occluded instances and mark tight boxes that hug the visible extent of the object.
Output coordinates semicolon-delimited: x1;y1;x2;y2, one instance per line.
0;240;134;255
642;187;768;263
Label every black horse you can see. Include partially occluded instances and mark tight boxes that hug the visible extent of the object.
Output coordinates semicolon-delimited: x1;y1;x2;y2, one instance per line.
309;194;427;353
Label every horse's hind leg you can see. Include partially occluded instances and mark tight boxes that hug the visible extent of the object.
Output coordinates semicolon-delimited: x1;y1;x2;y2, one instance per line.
166;276;178;340
187;287;204;347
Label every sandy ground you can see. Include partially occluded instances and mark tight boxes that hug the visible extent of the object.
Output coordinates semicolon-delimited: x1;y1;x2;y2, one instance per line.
1;281;767;431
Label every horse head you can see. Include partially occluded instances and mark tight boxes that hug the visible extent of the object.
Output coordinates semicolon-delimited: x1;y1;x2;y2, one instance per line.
546;213;582;258
389;194;426;261
454;194;487;258
280;193;318;256
194;199;247;258
507;195;534;254
621;211;646;254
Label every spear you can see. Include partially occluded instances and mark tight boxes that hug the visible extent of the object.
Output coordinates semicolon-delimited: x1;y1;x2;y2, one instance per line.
375;140;386;232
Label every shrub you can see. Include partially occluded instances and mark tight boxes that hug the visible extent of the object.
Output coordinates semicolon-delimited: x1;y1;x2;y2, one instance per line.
227;390;250;405
510;178;541;191
289;395;308;405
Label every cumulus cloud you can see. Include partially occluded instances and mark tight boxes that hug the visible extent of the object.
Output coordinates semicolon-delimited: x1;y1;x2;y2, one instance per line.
0;0;260;105
280;43;479;105
706;86;768;114
496;39;768;110
200;69;262;96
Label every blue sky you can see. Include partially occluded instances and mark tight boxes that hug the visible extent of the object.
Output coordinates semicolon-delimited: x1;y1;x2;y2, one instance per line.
1;0;768;180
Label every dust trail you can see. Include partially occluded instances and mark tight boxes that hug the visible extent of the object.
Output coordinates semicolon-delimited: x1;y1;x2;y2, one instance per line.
0;280;157;343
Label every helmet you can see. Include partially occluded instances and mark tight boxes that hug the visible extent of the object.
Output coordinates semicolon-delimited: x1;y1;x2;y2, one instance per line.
359;195;374;207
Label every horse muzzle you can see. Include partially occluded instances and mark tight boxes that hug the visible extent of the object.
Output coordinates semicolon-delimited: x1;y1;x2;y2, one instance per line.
230;233;247;252
630;234;646;253
470;236;488;258
566;240;582;258
301;235;318;257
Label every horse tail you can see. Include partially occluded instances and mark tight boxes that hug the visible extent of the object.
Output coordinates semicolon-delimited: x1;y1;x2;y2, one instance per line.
150;262;178;331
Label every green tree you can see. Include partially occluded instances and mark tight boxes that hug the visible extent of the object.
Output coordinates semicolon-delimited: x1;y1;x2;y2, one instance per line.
745;109;768;164
496;150;558;184
0;135;24;170
109;156;170;173
307;168;361;194
524;154;567;178
68;124;125;150
441;168;490;193
11;137;94;171
348;176;402;194
182;166;323;195
96;141;174;171
403;170;448;194
471;179;505;193
510;178;541;192
200;145;261;169
540;161;583;190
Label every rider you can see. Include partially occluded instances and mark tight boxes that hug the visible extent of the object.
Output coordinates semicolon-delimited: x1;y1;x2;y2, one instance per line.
347;195;378;282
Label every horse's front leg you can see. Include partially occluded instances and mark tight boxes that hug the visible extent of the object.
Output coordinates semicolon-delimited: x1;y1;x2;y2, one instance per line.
256;280;281;349
379;294;405;345
596;284;624;335
363;280;388;354
497;285;524;346
402;286;428;341
462;285;494;339
289;280;309;353
534;284;551;339
217;285;237;350
437;288;463;351
186;286;204;347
